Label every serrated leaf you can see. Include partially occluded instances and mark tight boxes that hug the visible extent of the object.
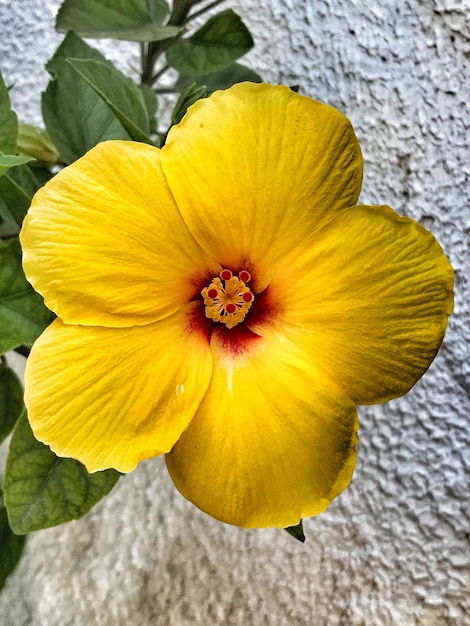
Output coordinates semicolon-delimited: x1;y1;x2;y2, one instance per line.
284;520;305;542
0;71;18;154
0;364;24;445
56;0;179;41
0;505;27;590
0;153;34;178
0;238;55;354
42;33;131;164
172;83;207;126
67;58;151;143
166;10;253;77
177;62;262;94
3;411;120;534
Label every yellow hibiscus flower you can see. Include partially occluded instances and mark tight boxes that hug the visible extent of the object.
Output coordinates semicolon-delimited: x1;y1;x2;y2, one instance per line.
19;83;454;529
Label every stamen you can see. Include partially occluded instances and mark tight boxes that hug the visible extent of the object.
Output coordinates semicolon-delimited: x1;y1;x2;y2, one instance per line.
201;269;255;329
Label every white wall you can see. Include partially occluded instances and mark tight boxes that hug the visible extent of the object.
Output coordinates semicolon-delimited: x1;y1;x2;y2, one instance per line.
1;1;469;624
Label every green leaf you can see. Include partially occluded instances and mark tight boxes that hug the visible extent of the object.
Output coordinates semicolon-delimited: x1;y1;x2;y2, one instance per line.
0;238;55;355
0;364;24;445
0;167;35;232
26;166;54;190
42;32;132;164
56;0;179;41
66;58;151;143
166;10;254;77
7;163;42;200
0;505;27;590
0;162;53;236
0;153;34;178
0;173;31;238
0;71;18;154
177;62;262;94
147;0;170;23
3;411;121;534
0;196;19;239
284;520;305;542
172;83;207;126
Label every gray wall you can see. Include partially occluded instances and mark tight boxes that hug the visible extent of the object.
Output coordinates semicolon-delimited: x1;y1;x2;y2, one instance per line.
1;1;469;624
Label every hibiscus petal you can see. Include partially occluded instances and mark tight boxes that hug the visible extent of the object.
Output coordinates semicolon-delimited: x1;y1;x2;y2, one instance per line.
24;303;213;473
260;205;454;404
166;327;358;528
161;82;363;290
20;140;220;327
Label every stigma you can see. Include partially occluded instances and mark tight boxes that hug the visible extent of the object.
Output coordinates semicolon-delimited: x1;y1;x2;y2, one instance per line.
201;269;254;329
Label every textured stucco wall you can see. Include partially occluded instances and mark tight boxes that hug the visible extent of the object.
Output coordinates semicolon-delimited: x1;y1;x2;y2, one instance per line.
1;1;469;625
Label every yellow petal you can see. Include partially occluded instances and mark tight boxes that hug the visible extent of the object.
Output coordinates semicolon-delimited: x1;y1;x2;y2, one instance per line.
20;140;220;327
166;326;358;528
259;205;454;404
161;83;363;290
24;303;213;473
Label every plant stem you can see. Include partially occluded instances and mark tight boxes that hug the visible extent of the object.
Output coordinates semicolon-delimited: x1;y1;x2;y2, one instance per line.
186;0;226;23
140;0;227;85
168;0;192;26
141;1;187;84
151;64;171;84
154;86;178;94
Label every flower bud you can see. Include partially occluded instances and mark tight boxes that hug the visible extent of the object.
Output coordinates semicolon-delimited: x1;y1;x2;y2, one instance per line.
17;124;60;166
